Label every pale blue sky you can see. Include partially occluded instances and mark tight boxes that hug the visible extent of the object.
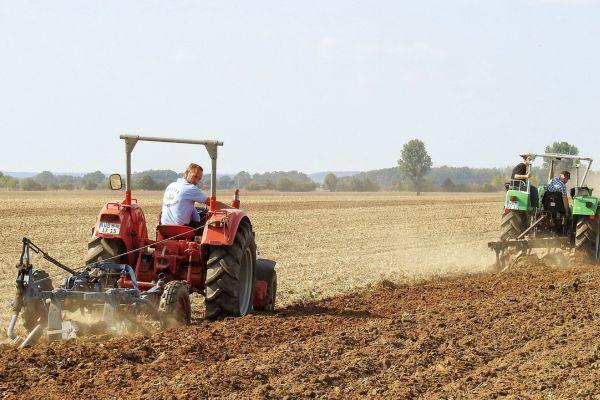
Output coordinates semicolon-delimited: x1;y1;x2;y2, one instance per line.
1;0;599;174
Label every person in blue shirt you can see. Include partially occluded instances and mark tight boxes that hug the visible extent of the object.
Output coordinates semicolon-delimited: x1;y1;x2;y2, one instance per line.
547;170;571;216
160;163;211;227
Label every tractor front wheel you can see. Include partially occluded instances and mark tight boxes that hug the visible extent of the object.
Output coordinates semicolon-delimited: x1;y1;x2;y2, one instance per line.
205;221;256;319
575;214;599;260
159;281;191;327
21;270;53;331
500;210;526;241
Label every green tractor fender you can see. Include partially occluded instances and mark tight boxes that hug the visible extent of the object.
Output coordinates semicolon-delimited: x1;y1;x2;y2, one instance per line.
504;189;530;212
572;195;599;216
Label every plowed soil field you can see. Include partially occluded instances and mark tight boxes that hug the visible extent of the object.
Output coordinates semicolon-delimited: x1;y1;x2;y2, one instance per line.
1;191;599;399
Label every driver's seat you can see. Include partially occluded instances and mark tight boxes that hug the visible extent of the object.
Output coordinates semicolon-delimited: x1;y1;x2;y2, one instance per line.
542;191;565;214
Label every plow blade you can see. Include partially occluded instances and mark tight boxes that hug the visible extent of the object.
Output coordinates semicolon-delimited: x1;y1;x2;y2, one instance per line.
45;287;159;342
488;237;572;272
488;237;571;252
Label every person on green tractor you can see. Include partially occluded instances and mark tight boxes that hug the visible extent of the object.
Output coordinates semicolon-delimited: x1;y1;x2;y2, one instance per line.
511;154;538;208
547;170;571;218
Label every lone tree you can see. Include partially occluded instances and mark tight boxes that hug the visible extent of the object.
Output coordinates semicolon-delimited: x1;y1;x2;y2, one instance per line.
323;173;338;191
543;141;579;172
398;139;432;196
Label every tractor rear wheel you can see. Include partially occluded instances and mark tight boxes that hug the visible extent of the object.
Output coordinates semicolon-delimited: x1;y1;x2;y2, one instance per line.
86;236;125;265
575;214;599;260
159;281;191;327
22;270;53;331
500;210;526;241
205;221;256;319
85;236;125;287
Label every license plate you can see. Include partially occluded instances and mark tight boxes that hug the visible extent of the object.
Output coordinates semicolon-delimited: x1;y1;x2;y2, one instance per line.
98;222;120;234
507;201;519;210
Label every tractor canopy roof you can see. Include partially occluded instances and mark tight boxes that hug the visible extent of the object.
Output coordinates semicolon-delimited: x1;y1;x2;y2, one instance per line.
519;152;594;188
519;153;593;163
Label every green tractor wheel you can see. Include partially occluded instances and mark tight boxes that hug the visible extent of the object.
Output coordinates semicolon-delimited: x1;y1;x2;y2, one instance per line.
500;210;526;241
575;214;600;261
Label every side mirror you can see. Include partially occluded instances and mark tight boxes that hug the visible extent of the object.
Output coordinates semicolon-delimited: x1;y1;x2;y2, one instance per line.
570;187;576;198
109;174;123;190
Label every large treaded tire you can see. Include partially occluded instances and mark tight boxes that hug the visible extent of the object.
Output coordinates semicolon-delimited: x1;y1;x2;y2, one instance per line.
575;214;599;259
205;221;256;320
85;236;125;287
86;236;125;265
22;270;53;331
159;281;191;327
500;210;525;241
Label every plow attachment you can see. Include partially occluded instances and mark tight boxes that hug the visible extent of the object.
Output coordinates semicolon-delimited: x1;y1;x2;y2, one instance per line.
45;269;162;341
6;238;164;347
488;237;571;272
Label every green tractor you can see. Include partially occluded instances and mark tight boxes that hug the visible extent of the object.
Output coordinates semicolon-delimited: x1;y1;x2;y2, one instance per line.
489;153;600;270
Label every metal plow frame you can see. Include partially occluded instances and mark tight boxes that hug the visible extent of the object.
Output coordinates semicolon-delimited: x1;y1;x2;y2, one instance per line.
7;238;163;347
488;237;572;272
45;264;162;341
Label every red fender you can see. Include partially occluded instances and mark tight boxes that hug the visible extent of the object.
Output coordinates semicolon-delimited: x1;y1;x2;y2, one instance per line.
202;209;250;246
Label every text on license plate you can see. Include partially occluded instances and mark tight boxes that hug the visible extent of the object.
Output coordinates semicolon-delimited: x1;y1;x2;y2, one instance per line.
98;222;121;234
507;201;519;210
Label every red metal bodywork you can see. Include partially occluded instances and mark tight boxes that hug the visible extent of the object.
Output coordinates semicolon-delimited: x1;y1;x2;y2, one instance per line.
92;199;148;268
203;209;249;246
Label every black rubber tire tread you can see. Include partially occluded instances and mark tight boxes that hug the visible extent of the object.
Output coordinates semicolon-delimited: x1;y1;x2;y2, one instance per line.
22;270;53;331
575;214;599;259
85;236;126;289
500;211;525;241
159;280;191;325
85;236;125;265
205;221;256;320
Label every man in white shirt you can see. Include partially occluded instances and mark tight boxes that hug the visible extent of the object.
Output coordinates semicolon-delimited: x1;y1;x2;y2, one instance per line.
161;163;210;227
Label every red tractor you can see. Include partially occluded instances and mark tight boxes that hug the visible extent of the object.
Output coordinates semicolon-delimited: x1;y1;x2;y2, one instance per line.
86;135;277;322
8;135;276;344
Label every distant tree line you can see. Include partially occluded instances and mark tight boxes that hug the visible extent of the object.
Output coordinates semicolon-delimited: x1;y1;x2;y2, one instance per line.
0;169;318;192
0;170;108;191
2;141;595;192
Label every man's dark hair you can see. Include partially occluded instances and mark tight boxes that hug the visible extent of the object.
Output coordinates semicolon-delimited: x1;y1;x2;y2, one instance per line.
561;170;570;179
